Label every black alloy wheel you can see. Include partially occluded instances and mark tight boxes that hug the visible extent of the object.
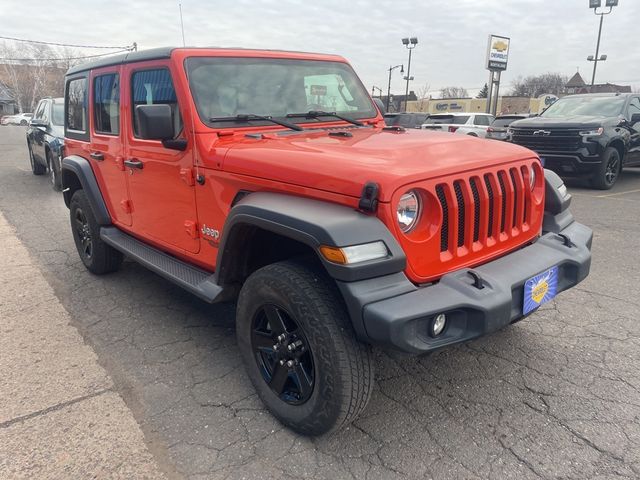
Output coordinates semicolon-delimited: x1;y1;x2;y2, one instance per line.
604;154;620;187
251;304;314;405
74;207;93;260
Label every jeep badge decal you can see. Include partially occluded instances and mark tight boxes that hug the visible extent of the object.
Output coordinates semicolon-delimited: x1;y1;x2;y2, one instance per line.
201;224;220;240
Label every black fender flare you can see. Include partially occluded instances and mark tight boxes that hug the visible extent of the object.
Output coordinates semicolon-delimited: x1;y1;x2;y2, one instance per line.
542;169;574;233
61;155;111;226
215;192;406;283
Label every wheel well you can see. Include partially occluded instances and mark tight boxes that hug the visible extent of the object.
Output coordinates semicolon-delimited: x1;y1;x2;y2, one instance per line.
608;140;625;162
217;224;320;289
61;169;82;207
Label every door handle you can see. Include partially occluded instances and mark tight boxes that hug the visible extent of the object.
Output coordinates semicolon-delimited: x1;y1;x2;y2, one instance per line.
124;159;144;170
90;152;104;161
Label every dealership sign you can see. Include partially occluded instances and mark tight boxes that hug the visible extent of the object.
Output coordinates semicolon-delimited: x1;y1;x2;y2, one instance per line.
486;35;510;71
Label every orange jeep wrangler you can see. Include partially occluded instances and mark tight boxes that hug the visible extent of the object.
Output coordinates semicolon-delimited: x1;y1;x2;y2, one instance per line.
61;47;592;435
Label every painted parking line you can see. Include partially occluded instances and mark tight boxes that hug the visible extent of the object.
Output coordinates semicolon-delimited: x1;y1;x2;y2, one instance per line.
597;188;640;198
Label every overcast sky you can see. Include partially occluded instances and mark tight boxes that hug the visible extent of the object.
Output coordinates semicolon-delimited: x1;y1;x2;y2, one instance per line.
3;0;639;97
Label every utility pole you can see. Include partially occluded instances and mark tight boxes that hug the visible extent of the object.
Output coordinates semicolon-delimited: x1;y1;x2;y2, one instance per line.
386;64;404;112
588;0;618;88
401;37;418;112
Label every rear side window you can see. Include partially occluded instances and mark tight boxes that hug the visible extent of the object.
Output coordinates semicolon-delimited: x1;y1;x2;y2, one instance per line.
131;69;181;137
475;115;490;126
94;74;120;135
66;77;87;134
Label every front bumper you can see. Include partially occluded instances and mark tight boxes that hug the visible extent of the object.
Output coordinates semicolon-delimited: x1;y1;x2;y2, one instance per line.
339;220;592;354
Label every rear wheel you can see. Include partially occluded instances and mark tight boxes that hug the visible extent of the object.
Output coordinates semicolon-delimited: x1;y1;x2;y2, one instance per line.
236;260;374;435
20;119;27;126
70;190;123;274
28;142;46;175
591;147;621;190
47;149;62;191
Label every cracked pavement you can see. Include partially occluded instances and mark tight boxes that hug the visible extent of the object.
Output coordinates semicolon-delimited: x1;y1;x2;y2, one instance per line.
1;125;639;479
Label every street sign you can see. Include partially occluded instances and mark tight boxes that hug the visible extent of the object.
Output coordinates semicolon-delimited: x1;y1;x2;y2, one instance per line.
486;35;510;71
605;0;618;6
589;0;602;7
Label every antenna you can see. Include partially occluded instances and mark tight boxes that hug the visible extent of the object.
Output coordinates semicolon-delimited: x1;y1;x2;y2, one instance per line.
179;3;186;47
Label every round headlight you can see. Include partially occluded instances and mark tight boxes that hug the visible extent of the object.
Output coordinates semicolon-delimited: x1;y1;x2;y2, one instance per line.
397;190;420;233
529;165;536;190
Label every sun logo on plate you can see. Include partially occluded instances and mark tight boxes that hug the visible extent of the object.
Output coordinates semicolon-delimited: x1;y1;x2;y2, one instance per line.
531;277;549;303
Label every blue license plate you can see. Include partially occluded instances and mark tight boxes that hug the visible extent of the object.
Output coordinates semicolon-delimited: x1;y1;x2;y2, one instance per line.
523;266;559;315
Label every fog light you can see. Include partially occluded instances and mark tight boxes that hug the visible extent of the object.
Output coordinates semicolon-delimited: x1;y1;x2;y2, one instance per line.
430;313;447;337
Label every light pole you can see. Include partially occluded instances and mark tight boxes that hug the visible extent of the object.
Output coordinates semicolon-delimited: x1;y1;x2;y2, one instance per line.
401;37;418;112
588;0;618;88
371;86;384;98
386;64;404;112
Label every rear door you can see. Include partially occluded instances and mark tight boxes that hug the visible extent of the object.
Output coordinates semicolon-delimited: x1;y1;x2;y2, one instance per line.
89;66;132;226
122;62;199;254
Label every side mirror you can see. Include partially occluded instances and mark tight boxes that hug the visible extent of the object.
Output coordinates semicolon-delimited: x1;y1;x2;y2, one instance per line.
373;98;387;115
29;118;48;127
631;113;640;125
135;104;174;140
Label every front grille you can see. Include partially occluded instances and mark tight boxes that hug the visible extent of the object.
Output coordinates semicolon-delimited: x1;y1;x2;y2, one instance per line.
511;127;582;152
435;166;534;255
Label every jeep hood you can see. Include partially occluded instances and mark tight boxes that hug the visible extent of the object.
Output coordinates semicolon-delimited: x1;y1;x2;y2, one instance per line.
510;115;619;129
219;127;537;202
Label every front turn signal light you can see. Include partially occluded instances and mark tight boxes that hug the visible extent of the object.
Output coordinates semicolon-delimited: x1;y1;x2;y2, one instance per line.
319;241;388;265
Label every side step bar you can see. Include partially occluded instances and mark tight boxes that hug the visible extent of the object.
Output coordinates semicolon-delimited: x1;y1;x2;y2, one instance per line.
100;227;223;303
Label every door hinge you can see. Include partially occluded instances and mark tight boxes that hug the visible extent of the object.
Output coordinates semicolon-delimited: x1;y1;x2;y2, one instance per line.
184;220;198;239
120;199;132;214
180;167;195;186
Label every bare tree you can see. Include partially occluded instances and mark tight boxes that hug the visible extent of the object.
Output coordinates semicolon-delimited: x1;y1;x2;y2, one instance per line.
415;82;431;111
510;73;568;97
0;41;69;112
440;86;469;99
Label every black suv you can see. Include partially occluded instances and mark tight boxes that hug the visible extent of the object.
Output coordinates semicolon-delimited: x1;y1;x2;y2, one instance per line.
26;97;65;190
508;93;640;189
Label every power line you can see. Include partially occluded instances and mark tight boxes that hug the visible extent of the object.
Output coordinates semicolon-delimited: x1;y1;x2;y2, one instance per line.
0;35;131;50
0;48;134;63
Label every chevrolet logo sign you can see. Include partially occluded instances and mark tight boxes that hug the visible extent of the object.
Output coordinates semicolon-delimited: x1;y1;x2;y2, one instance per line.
533;130;551;136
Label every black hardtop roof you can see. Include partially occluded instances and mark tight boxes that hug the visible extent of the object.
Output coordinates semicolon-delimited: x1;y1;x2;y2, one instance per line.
65;46;341;76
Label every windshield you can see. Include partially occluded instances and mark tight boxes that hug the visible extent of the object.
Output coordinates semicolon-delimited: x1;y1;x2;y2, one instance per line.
492;117;524;127
185;57;377;127
542;95;625;118
423;115;469;125
52;103;64;126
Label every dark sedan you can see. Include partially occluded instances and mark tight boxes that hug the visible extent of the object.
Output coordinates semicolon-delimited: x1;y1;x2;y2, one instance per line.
26;97;65;190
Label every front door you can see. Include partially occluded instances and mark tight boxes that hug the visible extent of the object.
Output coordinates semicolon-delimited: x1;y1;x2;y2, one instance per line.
31;99;48;163
122;63;199;254
89;67;132;226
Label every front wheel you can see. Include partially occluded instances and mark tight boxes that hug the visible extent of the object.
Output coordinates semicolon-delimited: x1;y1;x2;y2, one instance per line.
591;147;621;190
47;149;62;191
236;260;374;435
28;142;46;175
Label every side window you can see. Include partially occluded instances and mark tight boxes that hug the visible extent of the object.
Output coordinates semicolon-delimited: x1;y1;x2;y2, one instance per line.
66;77;88;133
628;97;640;119
33;100;46;120
475;115;490;126
94;74;120;135
131;68;181;137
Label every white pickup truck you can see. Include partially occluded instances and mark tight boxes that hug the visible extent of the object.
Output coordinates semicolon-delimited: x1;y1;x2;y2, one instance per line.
420;112;495;137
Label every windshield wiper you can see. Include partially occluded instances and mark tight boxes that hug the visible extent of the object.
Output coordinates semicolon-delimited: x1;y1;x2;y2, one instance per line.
208;114;303;131
286;110;364;127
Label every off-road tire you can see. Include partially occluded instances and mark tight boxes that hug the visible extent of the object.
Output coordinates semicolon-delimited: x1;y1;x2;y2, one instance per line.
70;190;123;274
591;147;621;190
28;143;46;175
47;149;62;191
236;260;374;436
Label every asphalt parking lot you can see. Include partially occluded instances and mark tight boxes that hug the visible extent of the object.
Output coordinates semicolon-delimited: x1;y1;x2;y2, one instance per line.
1;125;639;479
